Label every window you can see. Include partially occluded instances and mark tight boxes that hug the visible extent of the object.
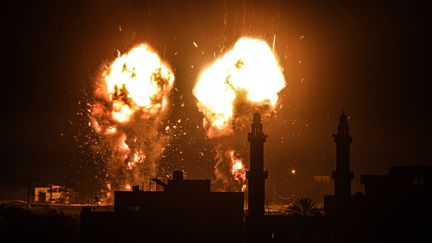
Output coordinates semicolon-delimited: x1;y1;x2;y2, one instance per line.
127;205;140;212
412;177;424;185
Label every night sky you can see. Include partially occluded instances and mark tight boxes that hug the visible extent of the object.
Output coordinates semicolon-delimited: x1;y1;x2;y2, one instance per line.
2;0;431;201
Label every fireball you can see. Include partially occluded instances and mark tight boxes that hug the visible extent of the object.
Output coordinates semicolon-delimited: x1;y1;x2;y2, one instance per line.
193;37;285;137
193;37;286;191
91;44;175;196
103;44;174;123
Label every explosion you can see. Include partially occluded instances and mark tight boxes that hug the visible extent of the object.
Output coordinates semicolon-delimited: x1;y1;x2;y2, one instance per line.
229;150;247;192
193;37;286;191
91;44;174;199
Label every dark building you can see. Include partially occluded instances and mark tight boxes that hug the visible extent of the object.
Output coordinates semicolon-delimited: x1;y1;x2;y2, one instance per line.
322;112;367;242
247;112;268;218
81;171;244;243
361;165;432;197
81;112;431;243
323;113;432;242
324;112;357;214
332;111;353;199
359;165;432;242
260;215;330;242
245;113;330;243
245;113;268;241
324;112;354;213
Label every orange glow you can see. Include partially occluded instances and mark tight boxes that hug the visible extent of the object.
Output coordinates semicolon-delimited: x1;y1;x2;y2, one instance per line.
127;151;146;170
103;44;174;123
105;126;117;135
194;37;286;191
193;37;285;137
229;150;246;191
90;43;174;197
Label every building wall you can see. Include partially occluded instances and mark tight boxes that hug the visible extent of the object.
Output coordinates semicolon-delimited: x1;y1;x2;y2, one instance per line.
82;191;244;243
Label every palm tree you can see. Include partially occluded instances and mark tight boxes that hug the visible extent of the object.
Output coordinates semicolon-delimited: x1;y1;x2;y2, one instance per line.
286;197;317;216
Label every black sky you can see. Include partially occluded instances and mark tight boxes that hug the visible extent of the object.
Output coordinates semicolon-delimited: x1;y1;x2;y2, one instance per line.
2;0;431;200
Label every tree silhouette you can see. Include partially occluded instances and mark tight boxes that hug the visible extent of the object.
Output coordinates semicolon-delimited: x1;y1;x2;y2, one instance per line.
286;197;318;216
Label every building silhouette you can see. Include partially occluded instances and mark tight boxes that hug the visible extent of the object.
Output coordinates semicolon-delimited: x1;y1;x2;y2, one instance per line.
332;111;353;199
359;165;432;242
80;112;431;243
245;113;268;241
323;112;365;242
34;184;78;204
244;113;331;242
247;113;268;219
324;112;354;215
81;170;243;243
323;112;432;243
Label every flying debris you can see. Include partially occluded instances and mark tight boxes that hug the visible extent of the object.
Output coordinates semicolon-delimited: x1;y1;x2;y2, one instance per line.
193;37;286;191
91;44;175;200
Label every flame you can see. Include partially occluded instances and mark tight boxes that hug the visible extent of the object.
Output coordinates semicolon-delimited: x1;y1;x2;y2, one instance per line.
103;44;174;123
127;151;146;170
91;44;174;197
229;150;246;191
193;37;286;191
229;150;246;181
193;37;285;137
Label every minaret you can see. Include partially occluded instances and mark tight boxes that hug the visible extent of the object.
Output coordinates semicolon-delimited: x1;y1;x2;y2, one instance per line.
332;111;353;199
247;113;268;218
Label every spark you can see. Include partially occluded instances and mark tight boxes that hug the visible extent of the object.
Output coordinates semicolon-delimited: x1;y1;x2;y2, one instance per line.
193;37;286;191
90;43;175;197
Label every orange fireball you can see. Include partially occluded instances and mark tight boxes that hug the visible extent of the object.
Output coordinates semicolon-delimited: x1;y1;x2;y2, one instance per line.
91;43;175;197
103;44;174;123
193;37;285;137
193;37;286;191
